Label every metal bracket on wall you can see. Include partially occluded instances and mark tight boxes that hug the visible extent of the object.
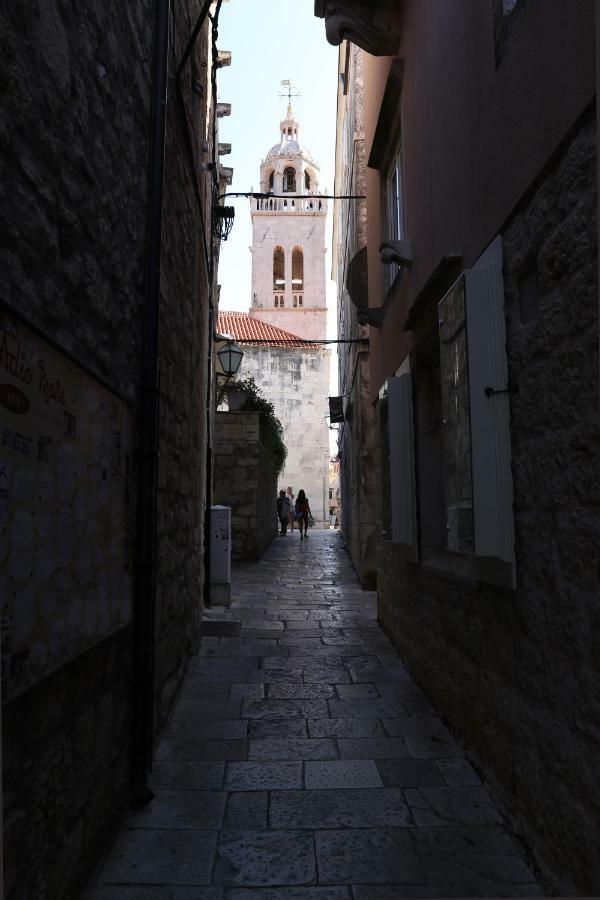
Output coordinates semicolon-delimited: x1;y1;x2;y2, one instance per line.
484;384;518;397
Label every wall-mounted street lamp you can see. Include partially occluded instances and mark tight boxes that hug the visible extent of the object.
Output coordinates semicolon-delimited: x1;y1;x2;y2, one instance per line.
215;335;244;377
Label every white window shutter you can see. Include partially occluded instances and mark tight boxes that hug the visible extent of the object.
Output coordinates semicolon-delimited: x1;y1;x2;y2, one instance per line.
388;374;418;557
464;260;516;585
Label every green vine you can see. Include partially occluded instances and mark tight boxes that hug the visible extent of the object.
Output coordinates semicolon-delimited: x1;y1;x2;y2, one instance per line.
220;376;287;476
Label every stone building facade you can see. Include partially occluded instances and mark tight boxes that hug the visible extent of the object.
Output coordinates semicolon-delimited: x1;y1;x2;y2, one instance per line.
214;410;277;561
218;312;330;526
321;0;600;893
331;43;377;586
0;2;224;896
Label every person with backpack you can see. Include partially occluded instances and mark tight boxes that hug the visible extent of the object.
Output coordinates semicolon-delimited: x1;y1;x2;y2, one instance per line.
294;489;312;540
276;489;291;536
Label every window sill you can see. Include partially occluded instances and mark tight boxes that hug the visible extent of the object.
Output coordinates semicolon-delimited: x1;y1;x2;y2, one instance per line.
420;547;516;591
420;547;477;586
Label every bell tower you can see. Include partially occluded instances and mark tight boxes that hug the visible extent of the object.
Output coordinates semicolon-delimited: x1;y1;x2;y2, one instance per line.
249;104;327;342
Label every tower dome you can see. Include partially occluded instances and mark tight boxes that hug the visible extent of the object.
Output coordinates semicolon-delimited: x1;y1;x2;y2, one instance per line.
260;105;319;195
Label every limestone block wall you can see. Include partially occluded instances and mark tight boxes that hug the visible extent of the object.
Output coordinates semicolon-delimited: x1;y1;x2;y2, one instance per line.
377;111;600;893
250;307;327;343
250;208;327;334
237;346;330;526
214;412;277;561
0;2;212;896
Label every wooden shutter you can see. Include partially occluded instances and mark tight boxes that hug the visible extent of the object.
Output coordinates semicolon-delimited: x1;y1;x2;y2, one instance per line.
464;250;516;587
388;374;418;558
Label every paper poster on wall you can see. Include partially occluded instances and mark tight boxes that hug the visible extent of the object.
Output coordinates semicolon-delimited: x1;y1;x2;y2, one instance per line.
0;309;133;702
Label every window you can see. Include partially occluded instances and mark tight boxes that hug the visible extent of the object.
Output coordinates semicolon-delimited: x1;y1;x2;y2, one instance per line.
385;145;405;244
283;167;296;192
268;171;274;191
412;237;516;586
292;247;304;290
304;170;311;191
439;278;474;553
382;143;405;291
298;295;303;307
273;246;285;290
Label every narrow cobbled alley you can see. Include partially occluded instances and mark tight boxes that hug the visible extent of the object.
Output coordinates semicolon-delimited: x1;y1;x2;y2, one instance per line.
88;532;541;898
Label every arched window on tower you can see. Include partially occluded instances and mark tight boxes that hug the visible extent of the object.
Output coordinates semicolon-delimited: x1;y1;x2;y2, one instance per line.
268;171;274;191
304;171;311;191
292;247;304;298
273;246;285;294
283;167;296;193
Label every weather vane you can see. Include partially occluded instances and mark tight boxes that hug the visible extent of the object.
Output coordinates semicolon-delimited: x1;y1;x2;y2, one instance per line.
279;79;301;106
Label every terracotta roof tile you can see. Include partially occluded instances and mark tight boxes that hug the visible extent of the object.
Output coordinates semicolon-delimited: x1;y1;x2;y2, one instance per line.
217;311;319;349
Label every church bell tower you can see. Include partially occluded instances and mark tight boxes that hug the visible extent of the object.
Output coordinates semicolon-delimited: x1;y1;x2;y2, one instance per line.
249;104;327;342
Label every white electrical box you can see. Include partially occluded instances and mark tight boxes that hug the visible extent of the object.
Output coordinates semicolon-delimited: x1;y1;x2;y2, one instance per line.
210;505;231;605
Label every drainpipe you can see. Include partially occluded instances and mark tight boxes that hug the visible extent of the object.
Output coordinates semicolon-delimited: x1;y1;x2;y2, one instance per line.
132;0;171;801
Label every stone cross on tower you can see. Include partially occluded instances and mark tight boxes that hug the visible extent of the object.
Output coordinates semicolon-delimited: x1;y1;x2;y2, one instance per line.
249;103;328;342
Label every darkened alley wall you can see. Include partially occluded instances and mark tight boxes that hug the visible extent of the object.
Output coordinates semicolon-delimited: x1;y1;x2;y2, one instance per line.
0;1;213;896
378;109;600;894
352;0;600;892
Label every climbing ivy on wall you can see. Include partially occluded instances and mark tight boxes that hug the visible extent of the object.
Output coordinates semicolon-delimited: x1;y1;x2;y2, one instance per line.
220;375;288;476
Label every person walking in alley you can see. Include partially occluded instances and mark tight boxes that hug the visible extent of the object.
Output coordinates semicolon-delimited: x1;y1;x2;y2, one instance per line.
294;489;312;539
276;489;290;536
286;485;295;532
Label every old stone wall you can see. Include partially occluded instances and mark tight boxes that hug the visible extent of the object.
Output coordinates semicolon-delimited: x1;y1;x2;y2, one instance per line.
0;1;213;896
377;111;600;893
214;411;277;561
236;346;330;526
335;46;378;585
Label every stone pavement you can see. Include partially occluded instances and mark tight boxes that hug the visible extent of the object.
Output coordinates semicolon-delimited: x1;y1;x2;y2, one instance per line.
88;530;543;899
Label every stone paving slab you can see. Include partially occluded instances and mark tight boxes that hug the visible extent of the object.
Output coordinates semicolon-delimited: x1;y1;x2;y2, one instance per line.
127;790;226;830
249;737;338;760
224;761;303;791
308;717;386;738
213;830;316;886
241;698;330;719
270;788;412;828
315;828;425;884
88;532;541;898
248;719;308;739
99;829;218;885
267;681;335;699
304;759;383;789
223;791;268;829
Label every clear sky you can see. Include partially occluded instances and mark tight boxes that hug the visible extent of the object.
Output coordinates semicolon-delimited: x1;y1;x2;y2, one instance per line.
216;0;339;359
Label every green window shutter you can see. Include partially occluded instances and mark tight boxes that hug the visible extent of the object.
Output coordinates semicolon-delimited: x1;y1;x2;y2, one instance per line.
465;238;516;587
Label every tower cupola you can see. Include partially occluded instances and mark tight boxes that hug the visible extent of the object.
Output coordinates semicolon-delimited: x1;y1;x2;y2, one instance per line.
260;105;320;196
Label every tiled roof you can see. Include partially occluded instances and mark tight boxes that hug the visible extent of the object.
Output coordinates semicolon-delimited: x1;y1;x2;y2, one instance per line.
217;311;319;349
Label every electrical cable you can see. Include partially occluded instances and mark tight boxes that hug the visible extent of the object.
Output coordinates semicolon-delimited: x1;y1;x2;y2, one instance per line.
219;191;366;200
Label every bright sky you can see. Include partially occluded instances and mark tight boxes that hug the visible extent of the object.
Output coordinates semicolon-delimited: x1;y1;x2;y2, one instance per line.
216;0;340;396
